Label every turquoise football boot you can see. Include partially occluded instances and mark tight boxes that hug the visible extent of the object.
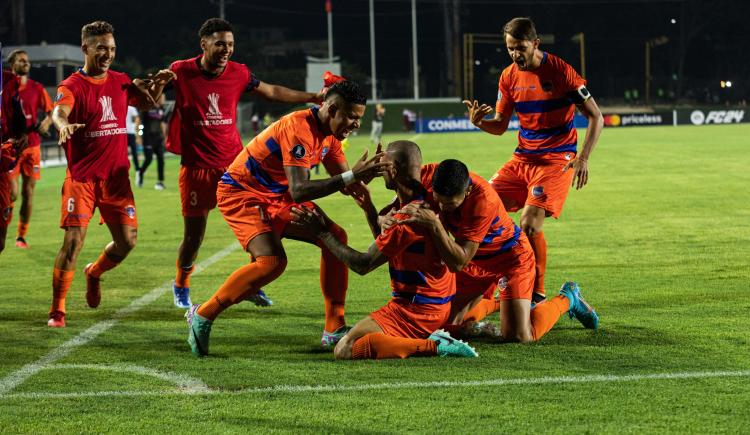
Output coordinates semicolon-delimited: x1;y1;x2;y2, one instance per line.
559;281;599;330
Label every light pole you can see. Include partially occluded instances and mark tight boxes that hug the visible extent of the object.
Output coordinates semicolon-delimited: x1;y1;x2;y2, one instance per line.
646;36;668;106
571;32;586;79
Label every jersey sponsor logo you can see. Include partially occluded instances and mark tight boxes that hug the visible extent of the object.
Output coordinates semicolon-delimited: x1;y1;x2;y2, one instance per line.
532;186;544;197
291;144;306;160
99;96;118;122
206;93;222;118
124;205;136;219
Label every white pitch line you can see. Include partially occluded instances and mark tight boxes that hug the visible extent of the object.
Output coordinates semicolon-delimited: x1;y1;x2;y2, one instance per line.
0;243;240;396
3;370;749;401
49;364;210;393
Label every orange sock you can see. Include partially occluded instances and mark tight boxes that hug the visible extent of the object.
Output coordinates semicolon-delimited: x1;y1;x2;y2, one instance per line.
175;260;195;288
463;298;501;323
350;333;437;359
88;251;120;279
529;231;547;296
197;256;287;321
51;268;75;313
530;294;569;341
319;224;348;332
17;221;29;238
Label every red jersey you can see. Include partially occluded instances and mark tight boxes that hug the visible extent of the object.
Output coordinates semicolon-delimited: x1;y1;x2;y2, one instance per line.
15;79;53;148
375;199;455;301
221;107;347;202
169;56;258;169
55;70;137;181
421;163;520;259
496;52;588;163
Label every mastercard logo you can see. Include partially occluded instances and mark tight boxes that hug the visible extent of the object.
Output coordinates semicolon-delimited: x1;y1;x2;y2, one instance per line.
603;114;621;126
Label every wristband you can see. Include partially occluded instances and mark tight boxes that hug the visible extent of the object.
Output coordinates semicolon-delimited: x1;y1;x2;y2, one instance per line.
341;170;356;186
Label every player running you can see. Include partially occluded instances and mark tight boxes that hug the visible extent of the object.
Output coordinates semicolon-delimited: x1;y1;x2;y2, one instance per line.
463;17;603;304
47;21;175;327
291;140;477;359
2;50;53;249
397;159;599;343
166;18;326;310
185;80;390;356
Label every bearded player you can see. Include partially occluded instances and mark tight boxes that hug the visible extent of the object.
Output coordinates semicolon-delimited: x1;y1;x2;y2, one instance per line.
3;50;54;249
47;21;175;327
463;17;603;304
166;18;325;310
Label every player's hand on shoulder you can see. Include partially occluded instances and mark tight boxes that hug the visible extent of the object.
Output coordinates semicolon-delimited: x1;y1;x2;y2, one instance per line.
58;124;85;144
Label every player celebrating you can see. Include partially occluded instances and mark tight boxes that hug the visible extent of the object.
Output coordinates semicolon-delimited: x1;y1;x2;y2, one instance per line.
398;159;598;343
47;21;175;327
3;50;54;249
463;17;603;304
167;18;326;310
291;141;477;360
185;80;390;357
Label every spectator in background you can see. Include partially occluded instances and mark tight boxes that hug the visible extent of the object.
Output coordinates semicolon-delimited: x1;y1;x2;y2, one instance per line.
126;105;141;184
138;94;167;190
251;113;260;136
402;108;416;132
370;103;385;144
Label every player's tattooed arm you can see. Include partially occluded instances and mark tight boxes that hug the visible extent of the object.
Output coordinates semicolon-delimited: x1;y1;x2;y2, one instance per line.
462;99;511;136
291;206;387;275
255;81;322;104
398;202;479;272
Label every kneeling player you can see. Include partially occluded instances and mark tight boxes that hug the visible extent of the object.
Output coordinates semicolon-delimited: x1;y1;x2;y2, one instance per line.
292;141;477;359
397;159;599;342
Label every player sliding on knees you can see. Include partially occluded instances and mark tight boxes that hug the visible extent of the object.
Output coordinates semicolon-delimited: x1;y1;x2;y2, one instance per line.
393;158;598;343
186;80;390;356
291;140;478;360
48;21;175;327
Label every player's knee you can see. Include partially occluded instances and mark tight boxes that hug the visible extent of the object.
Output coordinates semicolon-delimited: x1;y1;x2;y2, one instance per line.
256;255;288;280
327;223;348;244
61;235;85;261
122;232;137;253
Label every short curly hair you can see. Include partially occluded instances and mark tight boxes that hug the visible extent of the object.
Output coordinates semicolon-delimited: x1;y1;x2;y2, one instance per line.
326;80;367;106
81;21;114;42
199;18;233;38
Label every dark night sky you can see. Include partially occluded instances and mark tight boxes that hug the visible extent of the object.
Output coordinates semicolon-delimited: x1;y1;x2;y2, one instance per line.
3;0;749;103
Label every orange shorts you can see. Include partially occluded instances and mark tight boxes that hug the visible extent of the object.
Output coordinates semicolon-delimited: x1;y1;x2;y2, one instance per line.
217;182;314;250
457;232;535;300
11;146;41;180
179;166;226;217
0;174;12;229
370;298;450;339
59;171;138;228
490;158;574;218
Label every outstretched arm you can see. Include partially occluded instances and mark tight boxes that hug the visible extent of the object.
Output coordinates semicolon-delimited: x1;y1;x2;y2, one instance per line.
290;206;388;275
255;81;324;105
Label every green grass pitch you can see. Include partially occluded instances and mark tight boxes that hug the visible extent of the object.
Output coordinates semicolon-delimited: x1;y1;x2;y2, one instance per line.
1;124;749;433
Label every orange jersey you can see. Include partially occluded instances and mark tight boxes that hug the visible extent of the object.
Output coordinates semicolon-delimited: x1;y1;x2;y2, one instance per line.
420;163;520;259
375;200;456;302
495;52;588;163
222;107;346;201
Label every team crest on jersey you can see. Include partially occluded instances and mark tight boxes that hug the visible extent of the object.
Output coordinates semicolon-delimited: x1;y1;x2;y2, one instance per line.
55;92;64;102
542;81;554;92
564;153;572;161
497;276;508;290
321;146;329;158
532;186;544;197
291;144;306;160
33;165;40;173
98;96;117;122
206;93;222;118
124;205;136;219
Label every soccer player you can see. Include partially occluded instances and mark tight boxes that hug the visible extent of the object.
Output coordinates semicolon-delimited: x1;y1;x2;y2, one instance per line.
370;103;385;144
47;21;175;327
290;140;477;359
397;159;598;343
462;17;603;304
2;50;54;249
167;18;327;310
185;80;391;356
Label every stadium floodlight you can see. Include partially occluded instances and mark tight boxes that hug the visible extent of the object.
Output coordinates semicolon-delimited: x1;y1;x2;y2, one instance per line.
726;81;733;88
670;18;677;24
